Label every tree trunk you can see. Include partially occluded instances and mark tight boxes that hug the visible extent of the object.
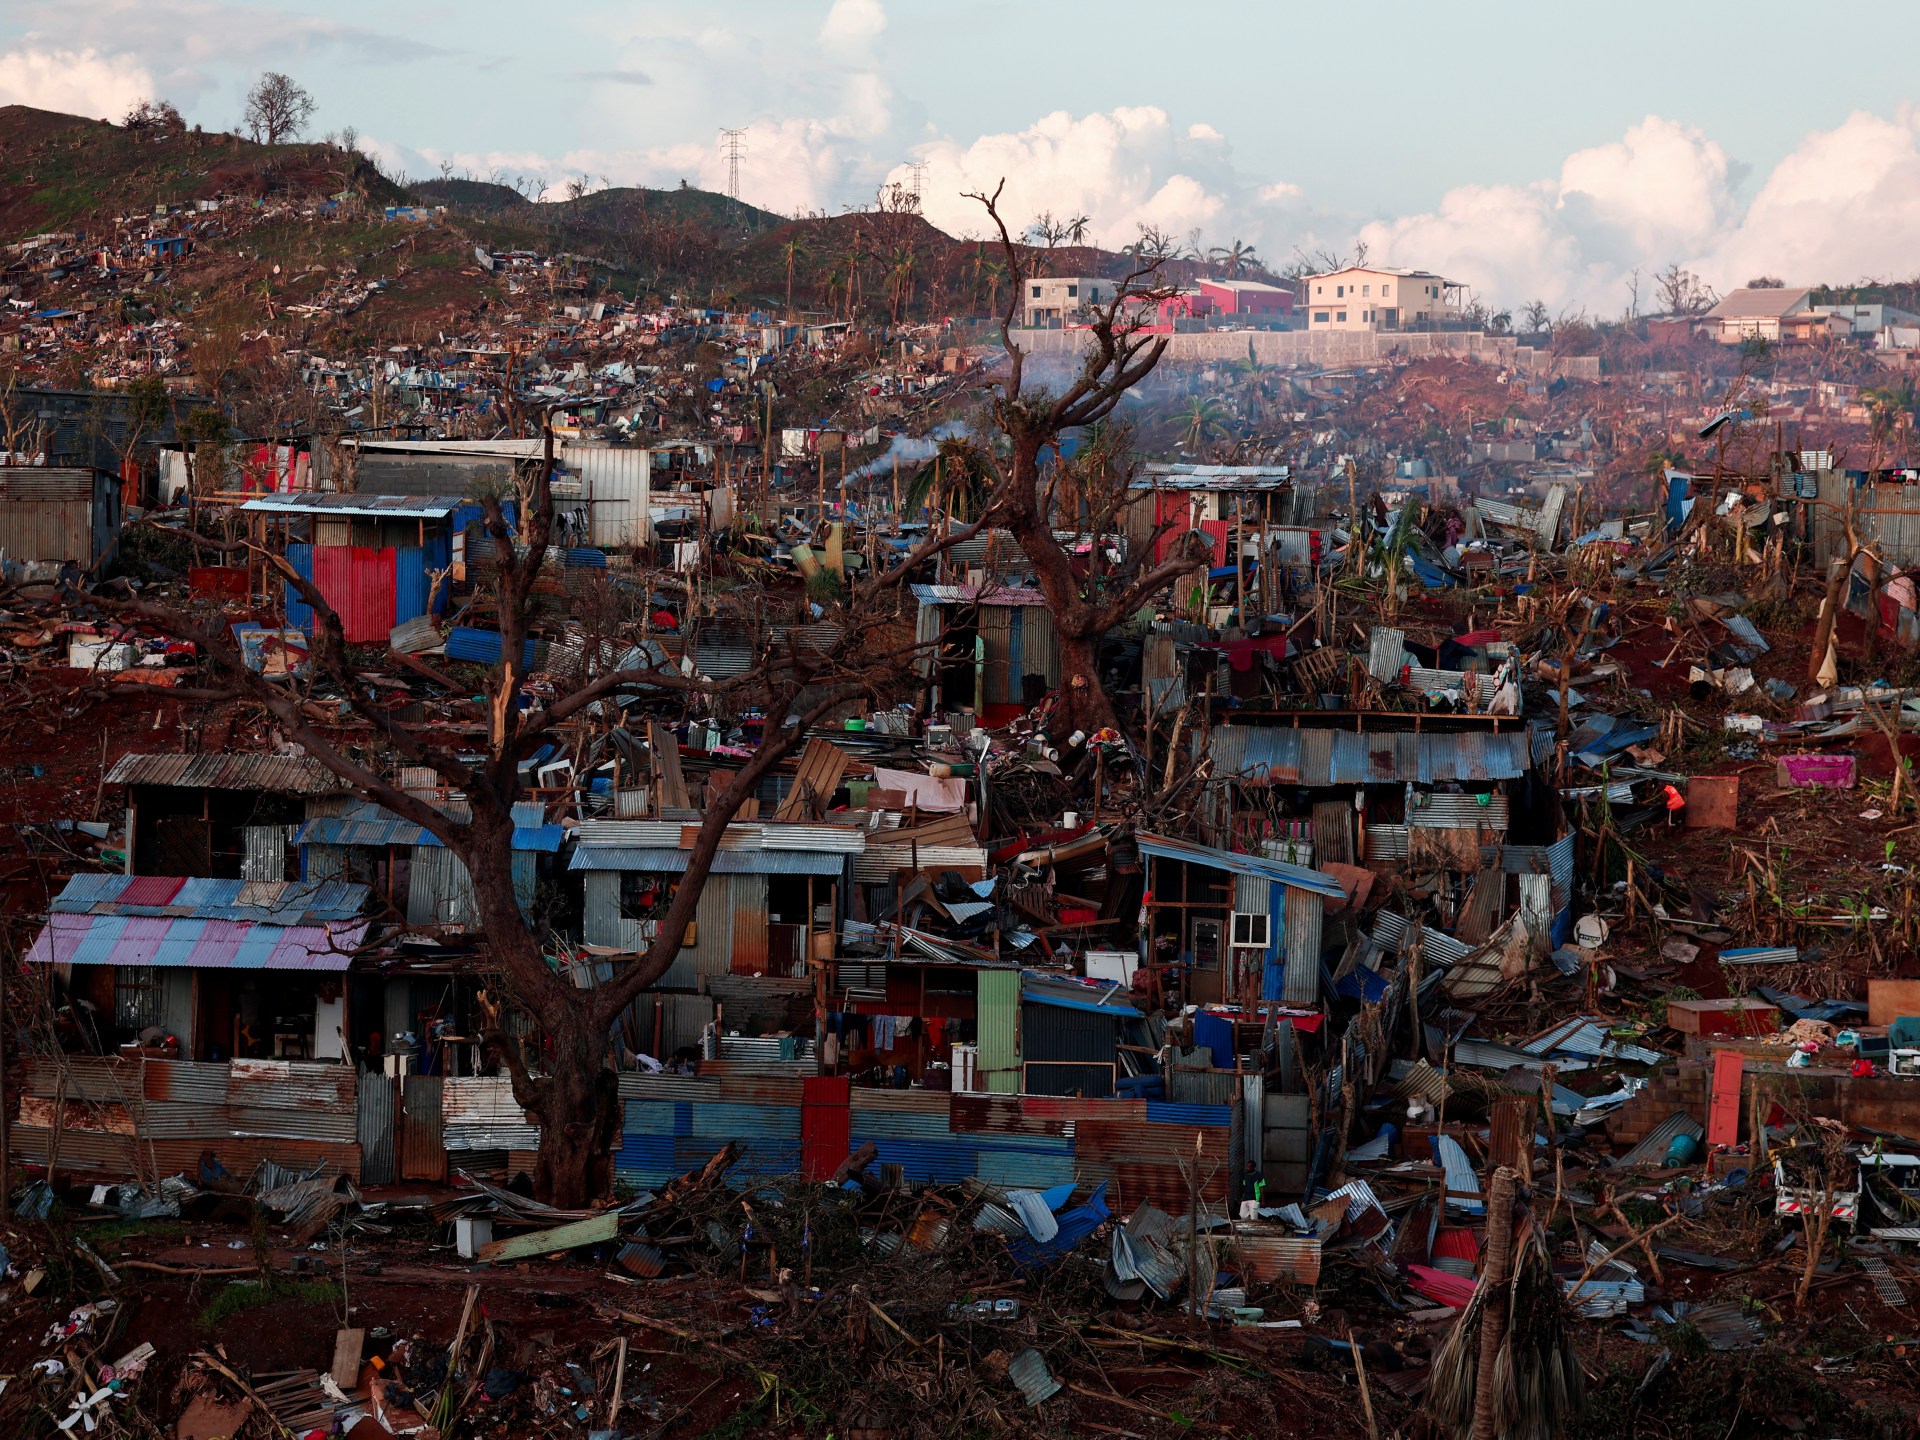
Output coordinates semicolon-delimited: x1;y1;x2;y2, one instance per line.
526;1011;619;1208
1053;625;1120;738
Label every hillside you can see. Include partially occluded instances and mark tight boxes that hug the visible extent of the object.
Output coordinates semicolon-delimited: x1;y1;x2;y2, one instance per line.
0;105;406;241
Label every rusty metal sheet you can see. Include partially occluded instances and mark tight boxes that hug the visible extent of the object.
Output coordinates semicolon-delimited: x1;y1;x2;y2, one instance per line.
399;1074;447;1182
949;1095;1068;1138
358;1070;396;1185
11;1126;359;1182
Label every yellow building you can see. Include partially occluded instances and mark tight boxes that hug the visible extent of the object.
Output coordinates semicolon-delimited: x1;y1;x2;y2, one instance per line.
1303;266;1461;331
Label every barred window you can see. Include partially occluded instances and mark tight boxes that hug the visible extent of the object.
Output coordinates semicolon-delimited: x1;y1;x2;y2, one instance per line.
115;965;163;1030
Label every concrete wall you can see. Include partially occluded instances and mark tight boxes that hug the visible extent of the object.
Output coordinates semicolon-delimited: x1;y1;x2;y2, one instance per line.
1014;326;1522;369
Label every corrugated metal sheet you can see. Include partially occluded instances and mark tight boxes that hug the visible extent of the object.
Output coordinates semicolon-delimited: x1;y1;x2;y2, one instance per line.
1283;885;1323;1006
1234;1232;1323;1285
977;969;1020;1094
1407;793;1511;829
443;1077;539;1150
357;1070;396;1184
241;825;292;882
307;545;397;643
1367;825;1409;861
26;913;366;970
569;847;849;875
1208;727;1531;785
51;873;369;921
105;752;346;793
1616;1111;1703;1169
407;844;478;928
400;1074;446;1181
1137;831;1345;898
1368;627;1406;681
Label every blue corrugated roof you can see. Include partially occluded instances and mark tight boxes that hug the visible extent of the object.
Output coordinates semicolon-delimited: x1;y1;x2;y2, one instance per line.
49;873;369;922
570;847;849;875
296;800;562;852
1134;831;1345;898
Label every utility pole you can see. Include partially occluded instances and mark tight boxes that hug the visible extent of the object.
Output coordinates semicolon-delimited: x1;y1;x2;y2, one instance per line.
719;128;748;203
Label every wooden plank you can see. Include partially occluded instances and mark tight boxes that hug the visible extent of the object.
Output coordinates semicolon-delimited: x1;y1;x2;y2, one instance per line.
649;721;690;811
1707;1051;1743;1149
776;738;850;820
476;1210;621;1264
329;1328;365;1390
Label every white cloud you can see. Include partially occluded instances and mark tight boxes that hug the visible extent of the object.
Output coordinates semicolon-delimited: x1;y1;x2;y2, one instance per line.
0;45;155;120
1699;107;1920;288
819;0;886;50
897;107;1299;252
1356;108;1920;312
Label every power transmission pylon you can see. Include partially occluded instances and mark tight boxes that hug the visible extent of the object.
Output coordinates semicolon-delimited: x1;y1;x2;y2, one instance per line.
719;127;748;202
904;160;927;207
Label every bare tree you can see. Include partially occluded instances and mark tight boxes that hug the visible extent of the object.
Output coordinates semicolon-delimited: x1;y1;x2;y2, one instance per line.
1655;261;1718;317
242;72;316;146
1522;299;1551;336
106;428;996;1204
970;180;1214;738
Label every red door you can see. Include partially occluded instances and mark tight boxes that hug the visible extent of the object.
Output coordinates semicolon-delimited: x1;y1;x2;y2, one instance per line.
800;1074;851;1179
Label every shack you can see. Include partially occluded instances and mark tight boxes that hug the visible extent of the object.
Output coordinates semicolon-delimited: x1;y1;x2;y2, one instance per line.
0;466;121;568
240;493;486;642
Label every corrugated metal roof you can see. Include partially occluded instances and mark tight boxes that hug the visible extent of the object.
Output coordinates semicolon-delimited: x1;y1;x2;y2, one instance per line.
1136;831;1345;898
1135;463;1292;490
911;583;1052;607
26;913;366;970
1207;727;1531;785
50;873;370;922
569;847;848;875
295;799;563;852
105;752;347;793
241;493;469;518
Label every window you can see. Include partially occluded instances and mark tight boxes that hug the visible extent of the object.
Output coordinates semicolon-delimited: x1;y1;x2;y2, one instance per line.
1337;311;1347;322
1316;284;1324;296
115;965;163;1030
1336;284;1344;297
1231;912;1271;948
1382;284;1391;297
1031;285;1041;297
1314;311;1329;323
1362;283;1371;297
1066;284;1077;297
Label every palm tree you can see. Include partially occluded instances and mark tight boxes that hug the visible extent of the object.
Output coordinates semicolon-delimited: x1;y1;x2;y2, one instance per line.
1208;239;1260;278
1233;340;1272;425
886;245;917;322
904;436;996;521
982;259;1007;320
1179;395;1229;452
1865;379;1918;459
780;234;810;312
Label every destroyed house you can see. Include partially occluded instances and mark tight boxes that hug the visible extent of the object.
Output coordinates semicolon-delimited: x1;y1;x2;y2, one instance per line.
1130;464;1303;569
240;493;487;643
911;584;1062;719
0;465;121;568
296;797;564;926
570;820;865;984
1133;832;1347;1008
108;751;348;880
25;874;371;1063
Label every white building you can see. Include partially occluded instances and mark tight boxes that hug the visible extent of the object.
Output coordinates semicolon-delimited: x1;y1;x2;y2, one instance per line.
1020;276;1110;327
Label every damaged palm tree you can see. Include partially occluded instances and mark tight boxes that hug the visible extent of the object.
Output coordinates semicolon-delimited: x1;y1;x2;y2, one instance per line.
1426;1166;1585;1440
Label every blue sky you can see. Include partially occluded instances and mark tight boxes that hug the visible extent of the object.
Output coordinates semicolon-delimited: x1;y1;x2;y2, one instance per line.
5;1;1919;307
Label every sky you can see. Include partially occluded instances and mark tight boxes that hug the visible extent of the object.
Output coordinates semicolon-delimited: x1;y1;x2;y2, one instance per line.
4;0;1920;311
